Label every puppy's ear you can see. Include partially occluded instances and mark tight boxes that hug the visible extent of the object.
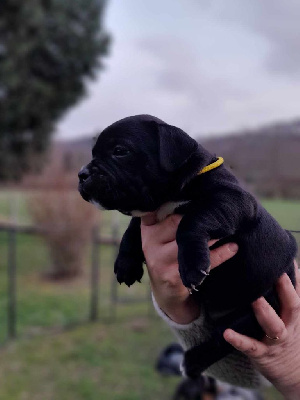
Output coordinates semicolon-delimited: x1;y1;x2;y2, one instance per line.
157;123;198;172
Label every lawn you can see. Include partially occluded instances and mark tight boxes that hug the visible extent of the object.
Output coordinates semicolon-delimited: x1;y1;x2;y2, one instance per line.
0;316;179;400
0;190;299;399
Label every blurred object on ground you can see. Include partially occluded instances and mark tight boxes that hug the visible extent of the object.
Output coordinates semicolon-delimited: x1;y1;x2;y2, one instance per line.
156;343;265;400
173;376;217;400
156;343;184;376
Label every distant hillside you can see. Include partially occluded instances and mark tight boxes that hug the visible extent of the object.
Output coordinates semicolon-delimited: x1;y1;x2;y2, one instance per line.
39;119;300;198
201;119;300;198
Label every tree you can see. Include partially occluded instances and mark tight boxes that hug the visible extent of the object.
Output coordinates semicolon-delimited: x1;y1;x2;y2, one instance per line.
0;0;110;180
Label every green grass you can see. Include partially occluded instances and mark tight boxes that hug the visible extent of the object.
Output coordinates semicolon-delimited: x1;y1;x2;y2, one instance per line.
0;190;136;341
261;198;300;231
0;314;283;400
0;231;153;342
0;190;299;399
261;198;300;262
0;317;179;400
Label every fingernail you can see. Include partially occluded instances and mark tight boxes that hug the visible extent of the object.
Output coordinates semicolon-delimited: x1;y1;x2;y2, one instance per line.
228;243;238;253
224;329;233;340
253;296;264;306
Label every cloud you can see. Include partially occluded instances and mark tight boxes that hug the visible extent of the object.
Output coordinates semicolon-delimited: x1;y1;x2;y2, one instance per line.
215;0;300;76
138;36;248;132
56;0;300;140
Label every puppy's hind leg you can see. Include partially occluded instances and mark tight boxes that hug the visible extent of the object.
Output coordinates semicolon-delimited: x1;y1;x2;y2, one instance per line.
114;217;145;286
183;308;262;378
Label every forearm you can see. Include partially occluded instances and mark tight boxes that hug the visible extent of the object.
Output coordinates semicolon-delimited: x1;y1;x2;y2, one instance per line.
152;293;208;349
151;285;201;325
277;385;300;400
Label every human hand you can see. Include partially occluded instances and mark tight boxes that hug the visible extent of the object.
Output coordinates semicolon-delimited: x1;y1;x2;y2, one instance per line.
141;214;238;324
224;261;300;399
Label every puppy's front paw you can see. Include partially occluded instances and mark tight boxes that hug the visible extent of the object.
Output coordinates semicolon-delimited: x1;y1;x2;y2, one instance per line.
180;263;211;292
114;254;144;287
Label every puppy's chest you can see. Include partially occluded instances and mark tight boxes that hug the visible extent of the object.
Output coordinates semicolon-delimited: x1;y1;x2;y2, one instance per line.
131;201;191;220
156;201;191;221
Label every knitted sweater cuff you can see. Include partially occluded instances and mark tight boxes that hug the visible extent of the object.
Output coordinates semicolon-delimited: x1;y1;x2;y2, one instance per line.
151;293;270;389
151;293;211;349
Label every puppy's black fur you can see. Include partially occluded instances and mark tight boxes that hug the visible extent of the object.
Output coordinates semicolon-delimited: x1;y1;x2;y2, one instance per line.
78;115;297;378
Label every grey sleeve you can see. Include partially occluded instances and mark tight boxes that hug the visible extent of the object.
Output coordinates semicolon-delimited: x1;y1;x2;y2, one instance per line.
152;294;270;389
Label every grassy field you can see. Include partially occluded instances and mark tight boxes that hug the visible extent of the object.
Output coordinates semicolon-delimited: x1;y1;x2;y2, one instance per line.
0;316;180;400
0;190;299;399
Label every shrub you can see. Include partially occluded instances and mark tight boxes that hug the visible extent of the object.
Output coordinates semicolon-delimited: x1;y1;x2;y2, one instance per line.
28;172;99;279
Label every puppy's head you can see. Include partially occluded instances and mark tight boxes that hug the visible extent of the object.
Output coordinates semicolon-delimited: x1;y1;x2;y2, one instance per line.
78;115;211;214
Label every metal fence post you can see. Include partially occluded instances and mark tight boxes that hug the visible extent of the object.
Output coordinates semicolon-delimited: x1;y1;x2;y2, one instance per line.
7;227;17;339
90;225;100;322
110;213;120;320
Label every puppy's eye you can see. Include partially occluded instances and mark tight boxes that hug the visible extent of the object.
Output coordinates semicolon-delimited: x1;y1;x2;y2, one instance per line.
112;145;130;157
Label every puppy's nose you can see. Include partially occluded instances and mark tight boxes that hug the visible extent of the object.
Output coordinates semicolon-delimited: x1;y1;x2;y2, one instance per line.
78;167;90;183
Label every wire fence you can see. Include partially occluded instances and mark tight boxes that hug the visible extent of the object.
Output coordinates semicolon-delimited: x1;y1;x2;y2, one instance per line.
0;221;299;344
0;221;152;344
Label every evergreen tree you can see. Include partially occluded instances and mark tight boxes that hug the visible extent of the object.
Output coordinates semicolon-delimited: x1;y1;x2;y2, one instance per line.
0;0;110;180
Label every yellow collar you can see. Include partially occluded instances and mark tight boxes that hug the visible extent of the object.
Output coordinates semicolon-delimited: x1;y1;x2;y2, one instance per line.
198;157;224;175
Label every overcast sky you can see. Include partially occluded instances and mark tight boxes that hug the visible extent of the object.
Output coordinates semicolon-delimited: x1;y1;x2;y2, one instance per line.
56;0;300;140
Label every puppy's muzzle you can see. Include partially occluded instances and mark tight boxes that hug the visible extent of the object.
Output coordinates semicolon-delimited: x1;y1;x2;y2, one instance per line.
78;166;90;183
78;164;107;183
78;164;110;203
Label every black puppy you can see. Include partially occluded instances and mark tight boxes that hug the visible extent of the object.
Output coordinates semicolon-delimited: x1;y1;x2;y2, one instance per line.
78;114;297;378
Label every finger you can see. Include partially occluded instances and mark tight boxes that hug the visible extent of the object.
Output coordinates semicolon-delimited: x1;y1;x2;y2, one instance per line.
252;297;287;342
209;243;238;270
294;260;300;297
223;329;267;359
276;273;300;324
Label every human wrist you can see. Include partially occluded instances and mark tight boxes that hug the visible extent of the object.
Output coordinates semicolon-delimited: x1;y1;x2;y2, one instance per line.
279;389;300;400
154;294;201;324
269;356;300;399
276;382;300;400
